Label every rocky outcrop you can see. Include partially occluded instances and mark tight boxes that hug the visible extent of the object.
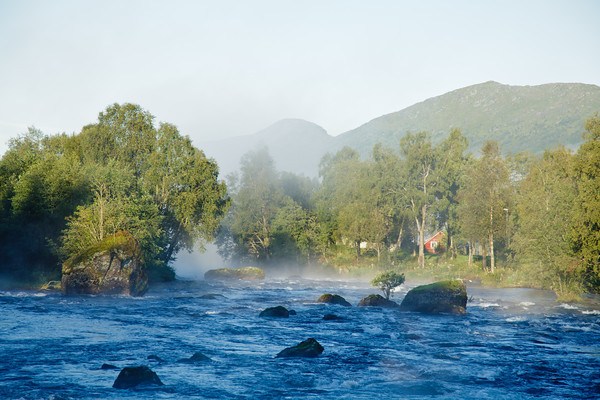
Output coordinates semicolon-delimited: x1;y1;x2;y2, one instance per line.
112;366;163;389
316;294;352;307
61;232;147;296
259;306;290;318
357;294;399;308
204;267;265;281
276;338;324;358
400;280;468;315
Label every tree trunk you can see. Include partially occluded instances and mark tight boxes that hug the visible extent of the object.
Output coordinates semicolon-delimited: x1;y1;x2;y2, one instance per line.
482;245;487;271
489;204;495;273
489;231;495;273
468;241;473;266
417;204;426;268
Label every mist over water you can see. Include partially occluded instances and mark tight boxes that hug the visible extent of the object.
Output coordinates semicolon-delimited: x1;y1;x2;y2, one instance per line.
1;277;600;399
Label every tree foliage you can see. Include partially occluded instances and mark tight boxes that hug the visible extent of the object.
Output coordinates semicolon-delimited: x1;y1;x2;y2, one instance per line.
371;271;405;300
0;104;228;283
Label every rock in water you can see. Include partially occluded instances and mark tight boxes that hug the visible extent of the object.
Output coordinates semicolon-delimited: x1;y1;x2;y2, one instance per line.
276;338;324;358
178;352;212;363
357;294;399;308
204;267;265;281
316;293;352;307
61;232;147;296
112;366;163;389
259;306;290;318
400;280;467;315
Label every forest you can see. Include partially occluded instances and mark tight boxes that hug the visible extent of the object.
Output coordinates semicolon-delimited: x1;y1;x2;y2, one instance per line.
217;117;600;300
0;103;598;300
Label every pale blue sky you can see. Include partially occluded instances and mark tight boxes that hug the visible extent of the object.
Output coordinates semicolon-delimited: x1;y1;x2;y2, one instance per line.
0;0;598;155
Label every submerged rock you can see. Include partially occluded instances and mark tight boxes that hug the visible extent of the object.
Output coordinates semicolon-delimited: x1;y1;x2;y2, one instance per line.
316;293;352;307
400;280;467;315
259;306;290;318
204;267;265;281
276;338;324;358
112;366;163;389
178;352;212;363
357;294;399;308
147;355;165;363
61;232;147;296
323;313;345;321
101;363;119;370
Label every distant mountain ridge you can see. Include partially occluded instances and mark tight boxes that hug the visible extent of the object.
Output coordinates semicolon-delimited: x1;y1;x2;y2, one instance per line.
335;81;600;156
199;81;600;177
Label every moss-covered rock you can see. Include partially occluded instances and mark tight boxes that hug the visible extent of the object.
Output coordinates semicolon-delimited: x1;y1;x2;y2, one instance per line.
61;232;147;296
259;305;290;318
316;293;352;307
204;266;265;281
400;280;467;315
40;280;62;291
357;294;399;308
276;338;324;358
112;366;163;389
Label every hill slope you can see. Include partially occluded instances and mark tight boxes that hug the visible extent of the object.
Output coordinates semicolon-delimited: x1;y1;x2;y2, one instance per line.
334;81;600;156
199;119;332;177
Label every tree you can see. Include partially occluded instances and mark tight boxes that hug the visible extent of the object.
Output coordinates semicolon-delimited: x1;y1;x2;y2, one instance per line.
434;129;469;258
371;270;405;300
572;115;600;291
225;147;285;262
400;132;438;268
457;141;511;272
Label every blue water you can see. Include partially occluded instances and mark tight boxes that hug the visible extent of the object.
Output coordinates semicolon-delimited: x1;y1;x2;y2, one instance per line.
1;278;599;399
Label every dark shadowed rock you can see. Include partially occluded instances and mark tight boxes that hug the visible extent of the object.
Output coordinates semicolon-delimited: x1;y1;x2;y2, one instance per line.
204;267;265;281
101;363;119;370
112;366;163;389
276;338;324;358
358;294;399;308
289;309;297;315
178;352;212;363
259;306;290;318
400;280;468;315
62;232;147;296
323;314;345;321
317;293;352;307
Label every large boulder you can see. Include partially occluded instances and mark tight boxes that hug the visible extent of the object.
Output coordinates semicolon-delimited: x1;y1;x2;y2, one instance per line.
112;366;163;389
400;280;467;315
357;294;399;308
204;266;265;281
259;305;290;318
276;338;324;358
61;232;147;296
316;293;352;307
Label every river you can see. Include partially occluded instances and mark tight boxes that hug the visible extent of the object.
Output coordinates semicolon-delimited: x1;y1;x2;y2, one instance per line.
1;278;599;399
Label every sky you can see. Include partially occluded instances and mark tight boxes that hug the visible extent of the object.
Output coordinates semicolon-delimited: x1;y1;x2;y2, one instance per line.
1;0;599;156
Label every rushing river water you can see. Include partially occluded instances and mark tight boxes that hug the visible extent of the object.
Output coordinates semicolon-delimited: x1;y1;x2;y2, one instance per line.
1;278;599;399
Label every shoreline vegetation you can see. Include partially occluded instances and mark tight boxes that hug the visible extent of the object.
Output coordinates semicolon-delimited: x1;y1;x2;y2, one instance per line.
0;103;598;303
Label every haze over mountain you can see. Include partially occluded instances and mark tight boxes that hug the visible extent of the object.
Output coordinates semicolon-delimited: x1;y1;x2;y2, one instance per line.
201;81;600;177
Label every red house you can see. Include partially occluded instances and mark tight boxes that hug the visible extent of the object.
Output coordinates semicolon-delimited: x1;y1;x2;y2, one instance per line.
424;231;445;254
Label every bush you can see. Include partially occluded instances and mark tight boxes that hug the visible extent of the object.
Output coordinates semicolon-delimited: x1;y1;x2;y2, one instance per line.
371;270;405;300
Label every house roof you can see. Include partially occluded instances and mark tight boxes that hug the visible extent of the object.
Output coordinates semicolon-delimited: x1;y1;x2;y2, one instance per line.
424;231;444;243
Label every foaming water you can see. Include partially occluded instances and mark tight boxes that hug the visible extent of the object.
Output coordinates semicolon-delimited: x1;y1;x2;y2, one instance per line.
1;280;599;399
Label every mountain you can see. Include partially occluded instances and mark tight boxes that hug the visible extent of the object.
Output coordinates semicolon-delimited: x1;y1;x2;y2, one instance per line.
200;82;600;178
199;119;332;177
335;81;600;156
